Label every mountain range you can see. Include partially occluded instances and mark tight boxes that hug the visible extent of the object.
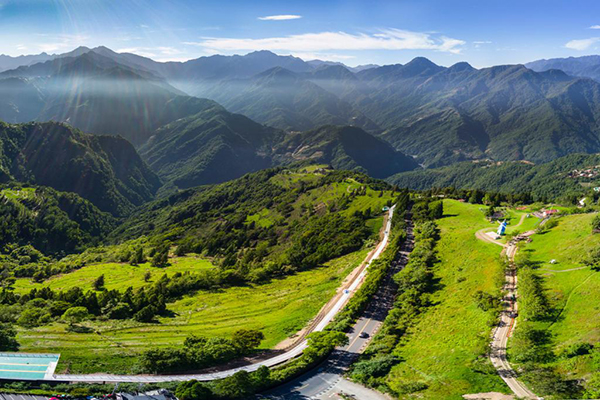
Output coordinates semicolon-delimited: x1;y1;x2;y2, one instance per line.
4;46;600;207
526;55;600;82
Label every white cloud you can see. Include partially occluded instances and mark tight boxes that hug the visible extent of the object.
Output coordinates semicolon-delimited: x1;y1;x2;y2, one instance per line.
258;15;302;21
117;46;184;60
590;25;600;29
291;52;356;61
37;34;89;53
188;29;466;54
473;41;492;44
565;37;600;50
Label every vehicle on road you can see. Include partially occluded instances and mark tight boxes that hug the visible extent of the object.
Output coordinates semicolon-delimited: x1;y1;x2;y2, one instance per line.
359;332;369;339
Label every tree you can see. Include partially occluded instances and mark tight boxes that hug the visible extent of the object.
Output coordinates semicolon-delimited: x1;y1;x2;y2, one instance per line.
130;247;145;265
251;365;271;389
17;308;46;328
93;274;105;291
176;380;212;400
0;324;19;351
62;306;90;325
134;305;156;322
143;271;152;282
592;215;600;233
213;370;253;399
232;329;264;352
152;245;169;268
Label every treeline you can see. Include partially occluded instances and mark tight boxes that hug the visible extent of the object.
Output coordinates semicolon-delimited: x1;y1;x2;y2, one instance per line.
387;154;600;204
348;198;441;395
139;330;264;373
421;187;534;206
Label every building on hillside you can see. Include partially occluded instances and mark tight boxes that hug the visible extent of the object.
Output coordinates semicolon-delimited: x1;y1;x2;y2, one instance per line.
542;209;559;217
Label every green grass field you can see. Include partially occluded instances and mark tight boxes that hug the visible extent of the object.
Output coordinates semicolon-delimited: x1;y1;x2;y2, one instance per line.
13;255;215;293
511;212;600;380
18;248;370;374
386;200;508;399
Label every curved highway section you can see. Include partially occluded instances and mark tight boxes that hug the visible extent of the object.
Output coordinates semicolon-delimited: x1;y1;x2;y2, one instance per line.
261;211;414;399
53;206;397;384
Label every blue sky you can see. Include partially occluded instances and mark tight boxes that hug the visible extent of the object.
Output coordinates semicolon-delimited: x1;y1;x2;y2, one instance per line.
1;0;600;67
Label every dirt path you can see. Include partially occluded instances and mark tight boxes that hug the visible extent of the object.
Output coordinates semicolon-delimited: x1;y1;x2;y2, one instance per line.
475;213;540;400
475;213;528;247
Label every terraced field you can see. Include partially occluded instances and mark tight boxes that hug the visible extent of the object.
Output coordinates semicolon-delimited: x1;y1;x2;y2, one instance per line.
18;248;370;374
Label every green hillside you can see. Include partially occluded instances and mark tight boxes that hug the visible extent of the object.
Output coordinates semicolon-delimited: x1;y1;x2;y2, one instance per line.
0;121;161;216
0;185;115;255
509;213;600;398
388;154;600;202
0;167;400;373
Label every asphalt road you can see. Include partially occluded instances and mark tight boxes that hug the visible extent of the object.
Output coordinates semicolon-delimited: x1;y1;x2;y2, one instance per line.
54;207;398;384
260;213;414;399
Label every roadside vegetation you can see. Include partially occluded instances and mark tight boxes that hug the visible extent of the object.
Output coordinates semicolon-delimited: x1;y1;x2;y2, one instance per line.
355;198;515;399
0;167;398;373
509;212;600;398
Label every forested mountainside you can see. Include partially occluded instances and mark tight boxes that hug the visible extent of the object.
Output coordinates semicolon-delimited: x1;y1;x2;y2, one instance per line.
109;167;395;280
158;50;600;168
319;59;600;167
0;185;115;255
5;47;600;171
142;115;417;190
388;153;600;201
272;125;419;179
0;52;212;146
138;103;282;190
0;121;161;216
187;66;379;132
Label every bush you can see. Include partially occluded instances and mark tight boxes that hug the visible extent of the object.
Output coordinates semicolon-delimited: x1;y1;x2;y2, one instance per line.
62;306;90;324
0;323;19;351
592;214;600;233
17;308;47;328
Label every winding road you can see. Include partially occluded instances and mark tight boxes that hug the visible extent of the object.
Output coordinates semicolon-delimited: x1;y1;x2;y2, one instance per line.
261;211;414;399
52;206;398;384
476;214;539;399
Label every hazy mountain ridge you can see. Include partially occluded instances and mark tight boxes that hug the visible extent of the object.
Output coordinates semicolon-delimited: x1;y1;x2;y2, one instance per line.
526;55;600;82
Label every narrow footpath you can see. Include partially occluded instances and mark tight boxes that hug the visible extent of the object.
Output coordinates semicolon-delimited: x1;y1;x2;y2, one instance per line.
476;216;540;399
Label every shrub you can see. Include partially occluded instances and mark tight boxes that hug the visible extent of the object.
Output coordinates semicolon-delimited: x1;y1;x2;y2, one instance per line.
62;306;90;324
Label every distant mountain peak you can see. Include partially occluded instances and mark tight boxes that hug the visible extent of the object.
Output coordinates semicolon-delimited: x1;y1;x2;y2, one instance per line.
448;61;475;72
406;56;438;68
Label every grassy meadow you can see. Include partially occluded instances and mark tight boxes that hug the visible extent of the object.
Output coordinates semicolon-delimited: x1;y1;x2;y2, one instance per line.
510;212;600;383
18;248;370;374
386;200;508;399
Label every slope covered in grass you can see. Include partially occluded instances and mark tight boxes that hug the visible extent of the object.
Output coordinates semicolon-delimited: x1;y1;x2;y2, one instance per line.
385;200;507;398
18;249;369;374
509;213;600;397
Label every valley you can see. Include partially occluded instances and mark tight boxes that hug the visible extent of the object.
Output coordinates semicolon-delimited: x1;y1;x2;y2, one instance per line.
1;10;600;398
